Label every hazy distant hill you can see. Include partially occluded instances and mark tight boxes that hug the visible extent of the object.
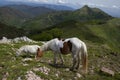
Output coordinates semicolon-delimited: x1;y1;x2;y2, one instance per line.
0;6;30;26
37;4;74;11
0;5;56;26
6;5;56;17
23;5;112;32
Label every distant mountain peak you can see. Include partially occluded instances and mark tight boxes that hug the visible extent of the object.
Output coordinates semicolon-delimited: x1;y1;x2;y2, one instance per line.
74;5;112;19
82;5;89;9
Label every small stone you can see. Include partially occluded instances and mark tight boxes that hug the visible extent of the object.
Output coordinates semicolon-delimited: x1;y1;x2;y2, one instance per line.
17;77;22;80
65;68;69;71
55;73;59;77
23;63;29;66
33;68;40;72
22;58;33;62
100;67;115;76
2;72;9;80
76;73;82;78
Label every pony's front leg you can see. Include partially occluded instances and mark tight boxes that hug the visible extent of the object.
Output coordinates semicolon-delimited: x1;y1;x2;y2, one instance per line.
58;53;64;65
53;52;57;65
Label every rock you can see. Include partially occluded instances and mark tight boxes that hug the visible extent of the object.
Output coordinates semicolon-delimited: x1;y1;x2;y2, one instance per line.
22;58;33;62
33;66;50;75
76;73;82;78
26;71;43;80
0;37;11;44
73;77;77;80
55;73;59;77
23;63;29;66
0;36;36;44
2;72;9;80
100;67;115;76
13;36;36;43
33;68;40;72
65;68;70;71
17;77;22;80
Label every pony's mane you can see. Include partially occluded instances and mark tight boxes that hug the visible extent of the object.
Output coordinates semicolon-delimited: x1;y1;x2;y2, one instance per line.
40;40;51;51
40;38;62;51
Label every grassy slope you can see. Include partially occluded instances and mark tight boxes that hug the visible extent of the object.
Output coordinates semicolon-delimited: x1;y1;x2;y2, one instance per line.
87;18;120;52
0;41;120;80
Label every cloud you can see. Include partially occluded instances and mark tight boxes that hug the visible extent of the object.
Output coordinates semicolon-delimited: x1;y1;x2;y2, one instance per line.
112;5;119;9
57;0;66;4
79;2;109;8
6;0;48;3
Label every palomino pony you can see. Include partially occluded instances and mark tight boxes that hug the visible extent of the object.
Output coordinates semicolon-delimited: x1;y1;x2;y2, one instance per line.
37;37;88;74
16;45;41;58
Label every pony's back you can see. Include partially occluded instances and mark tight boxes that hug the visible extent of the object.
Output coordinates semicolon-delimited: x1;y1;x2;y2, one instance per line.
44;38;63;52
16;45;40;56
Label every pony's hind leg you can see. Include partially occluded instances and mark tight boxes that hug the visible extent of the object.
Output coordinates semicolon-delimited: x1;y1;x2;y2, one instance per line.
70;52;77;71
75;52;80;70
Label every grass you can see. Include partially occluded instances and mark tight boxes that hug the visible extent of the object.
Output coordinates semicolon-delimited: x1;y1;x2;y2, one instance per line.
0;41;120;80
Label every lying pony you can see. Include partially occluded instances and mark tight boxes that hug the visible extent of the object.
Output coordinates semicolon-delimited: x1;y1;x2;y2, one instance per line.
16;45;41;58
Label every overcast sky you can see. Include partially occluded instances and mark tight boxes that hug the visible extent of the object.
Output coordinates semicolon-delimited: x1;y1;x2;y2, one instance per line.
3;0;120;9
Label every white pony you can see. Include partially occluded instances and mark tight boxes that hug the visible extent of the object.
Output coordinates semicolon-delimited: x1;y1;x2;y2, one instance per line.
16;45;40;57
37;38;64;64
37;37;88;74
63;37;88;73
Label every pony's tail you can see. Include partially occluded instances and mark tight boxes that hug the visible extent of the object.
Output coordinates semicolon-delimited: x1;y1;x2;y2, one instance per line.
81;42;88;74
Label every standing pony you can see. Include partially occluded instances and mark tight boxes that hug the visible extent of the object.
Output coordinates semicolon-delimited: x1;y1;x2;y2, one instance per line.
63;37;88;74
16;45;40;58
37;37;88;74
37;38;64;65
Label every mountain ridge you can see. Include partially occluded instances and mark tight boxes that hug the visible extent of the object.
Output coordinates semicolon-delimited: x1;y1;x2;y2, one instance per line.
23;5;112;32
0;5;56;26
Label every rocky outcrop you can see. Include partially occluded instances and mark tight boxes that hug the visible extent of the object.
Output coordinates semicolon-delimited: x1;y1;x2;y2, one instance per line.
0;36;36;43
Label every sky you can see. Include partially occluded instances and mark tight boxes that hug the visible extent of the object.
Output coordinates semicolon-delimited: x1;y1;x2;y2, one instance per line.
3;0;120;9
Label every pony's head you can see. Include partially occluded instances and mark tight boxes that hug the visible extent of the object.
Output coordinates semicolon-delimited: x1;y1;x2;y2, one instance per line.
36;48;43;59
60;41;71;54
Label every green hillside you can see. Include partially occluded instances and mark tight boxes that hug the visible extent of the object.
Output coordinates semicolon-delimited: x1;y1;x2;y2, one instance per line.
0;22;25;38
30;18;120;52
23;5;112;33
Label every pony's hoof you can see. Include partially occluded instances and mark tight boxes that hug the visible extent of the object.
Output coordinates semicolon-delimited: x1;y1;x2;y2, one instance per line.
70;68;78;72
75;67;79;70
60;63;64;66
53;63;58;67
69;68;74;71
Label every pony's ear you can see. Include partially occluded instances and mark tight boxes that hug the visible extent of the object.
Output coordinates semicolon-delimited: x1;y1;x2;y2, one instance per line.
37;48;40;52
